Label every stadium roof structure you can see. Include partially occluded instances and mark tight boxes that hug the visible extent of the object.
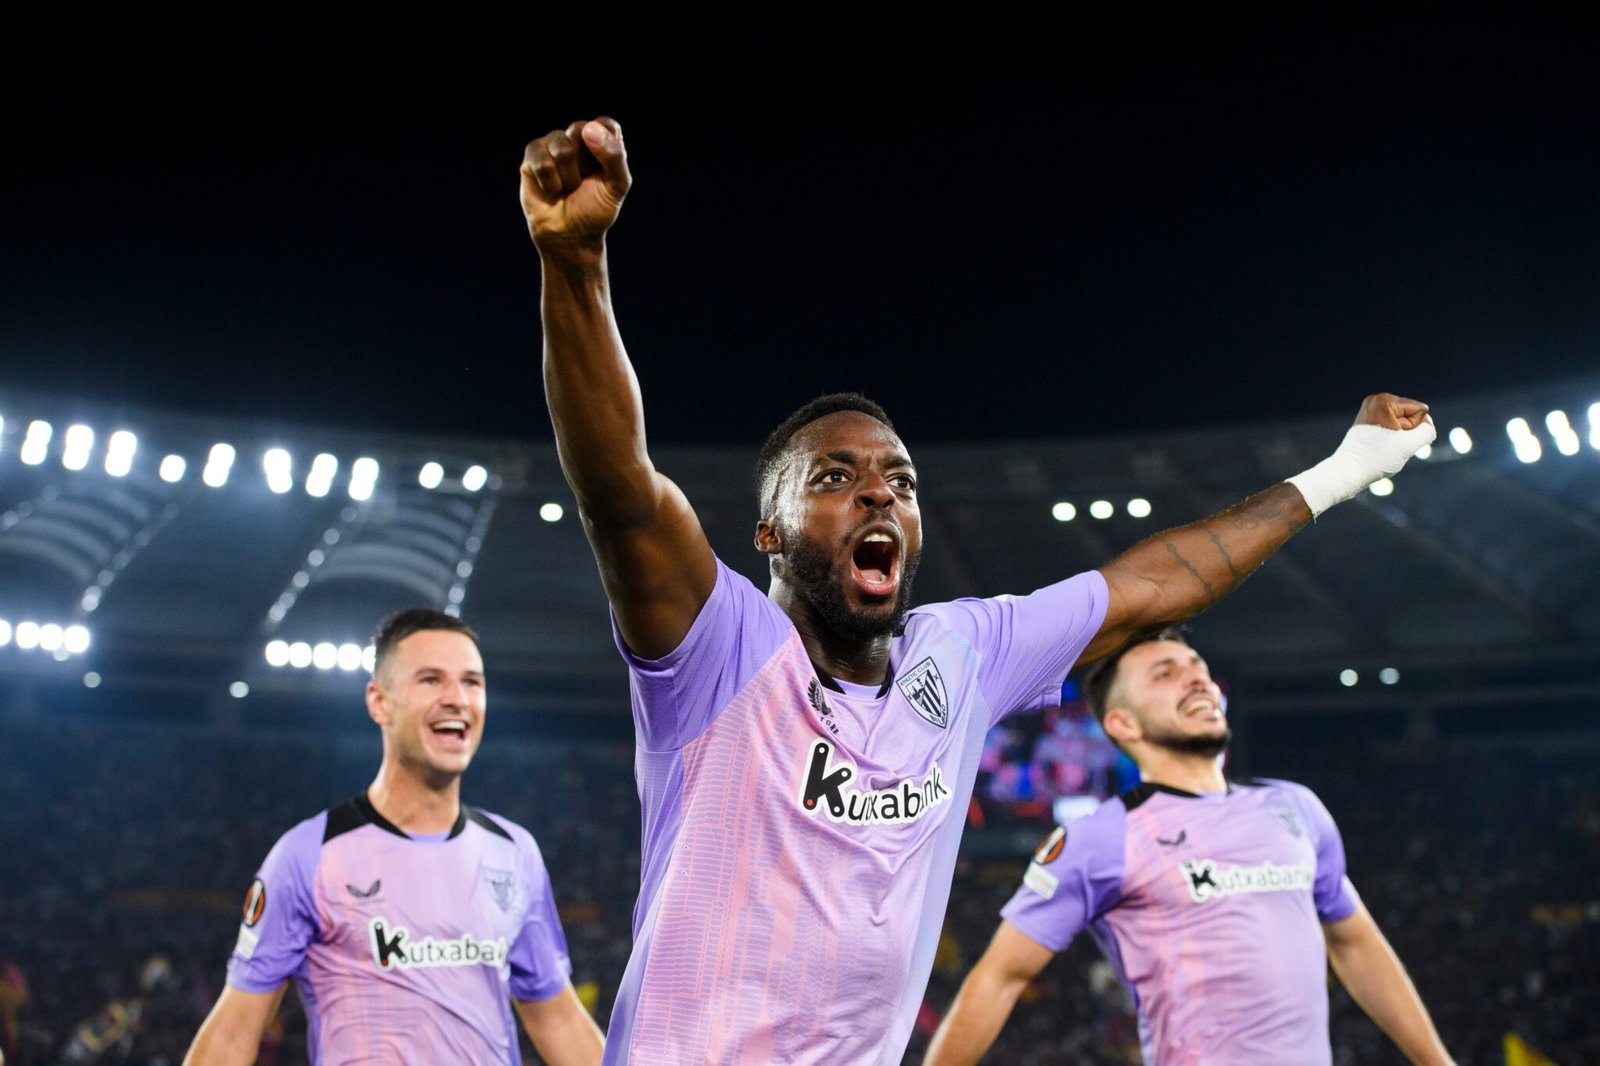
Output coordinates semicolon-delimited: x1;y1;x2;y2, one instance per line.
3;375;1598;742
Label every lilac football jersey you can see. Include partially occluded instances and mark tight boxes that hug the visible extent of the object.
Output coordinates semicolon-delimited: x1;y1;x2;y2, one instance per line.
605;557;1108;1065
226;793;573;1065
1001;778;1361;1066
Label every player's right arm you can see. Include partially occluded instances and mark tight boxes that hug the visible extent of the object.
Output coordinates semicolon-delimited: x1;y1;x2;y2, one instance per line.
923;921;1055;1066
521;117;717;659
182;983;287;1066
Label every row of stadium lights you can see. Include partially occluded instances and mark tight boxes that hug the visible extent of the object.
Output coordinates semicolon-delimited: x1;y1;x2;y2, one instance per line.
265;640;377;673
1341;667;1401;687
0;619;92;659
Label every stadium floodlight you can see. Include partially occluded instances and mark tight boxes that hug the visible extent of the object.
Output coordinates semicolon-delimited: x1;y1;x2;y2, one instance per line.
1414;442;1432;460
362;645;376;673
1379;667;1400;685
539;502;564;522
1127;498;1152;518
1089;500;1114;520
62;424;94;471
229;681;250;699
462;465;489;492
1448;427;1473;454
265;640;290;667
203;443;236;487
448;585;465;604
0;619;10;645
1368;477;1395;497
38;624;64;651
456;560;474;578
159;454;186;482
418;461;445;489
306;453;338;497
1339;669;1358;687
1588;402;1600;450
287;641;312;668
83;672;101;688
21;421;52;465
1545;411;1581;457
348;457;379;501
14;621;40;650
337;643;363;671
105;431;137;477
263;448;294;494
81;588;101;611
1506;418;1541;464
64;625;90;654
1051;501;1076;522
313;642;338;670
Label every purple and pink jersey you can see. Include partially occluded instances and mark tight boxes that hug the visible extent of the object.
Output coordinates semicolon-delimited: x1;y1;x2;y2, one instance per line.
226;793;573;1065
1001;778;1362;1065
605;557;1108;1064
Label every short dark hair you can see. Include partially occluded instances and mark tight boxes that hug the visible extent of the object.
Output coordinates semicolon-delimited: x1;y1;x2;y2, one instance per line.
756;392;895;512
1080;624;1191;725
371;608;479;680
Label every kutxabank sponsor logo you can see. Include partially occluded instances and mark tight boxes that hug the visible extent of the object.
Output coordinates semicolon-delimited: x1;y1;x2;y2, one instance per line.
369;917;508;971
1180;858;1314;903
797;740;950;825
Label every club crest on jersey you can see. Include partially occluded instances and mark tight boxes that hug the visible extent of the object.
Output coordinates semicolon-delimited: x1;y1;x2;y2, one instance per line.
797;740;950;825
897;657;949;728
368;917;509;971
1180;858;1315;903
484;868;515;912
1270;802;1304;838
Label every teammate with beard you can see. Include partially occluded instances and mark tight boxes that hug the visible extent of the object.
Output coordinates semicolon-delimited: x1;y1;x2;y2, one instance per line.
520;117;1437;1065
924;630;1454;1066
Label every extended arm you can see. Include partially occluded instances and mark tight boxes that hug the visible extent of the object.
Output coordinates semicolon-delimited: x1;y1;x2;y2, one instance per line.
1083;392;1433;663
521;117;716;658
514;985;605;1066
923;922;1056;1066
1324;903;1455;1065
182;983;286;1066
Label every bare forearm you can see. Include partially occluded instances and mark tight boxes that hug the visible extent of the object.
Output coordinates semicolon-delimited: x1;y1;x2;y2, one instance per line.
1328;919;1454;1065
923;972;1027;1066
516;987;605;1066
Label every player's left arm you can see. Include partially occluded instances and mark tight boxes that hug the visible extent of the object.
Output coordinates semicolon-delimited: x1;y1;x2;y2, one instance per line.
514;986;604;1066
1082;393;1433;664
1323;902;1455;1066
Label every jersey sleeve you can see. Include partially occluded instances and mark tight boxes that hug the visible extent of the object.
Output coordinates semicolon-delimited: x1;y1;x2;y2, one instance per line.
611;556;794;751
1295;784;1361;923
225;814;323;992
999;798;1127;952
919;569;1108;727
507;828;575;1002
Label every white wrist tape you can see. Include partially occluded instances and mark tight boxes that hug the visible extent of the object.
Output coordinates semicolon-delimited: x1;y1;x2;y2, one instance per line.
1286;420;1436;517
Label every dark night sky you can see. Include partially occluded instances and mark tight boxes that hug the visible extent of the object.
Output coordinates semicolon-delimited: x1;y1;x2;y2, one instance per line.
3;14;1597;450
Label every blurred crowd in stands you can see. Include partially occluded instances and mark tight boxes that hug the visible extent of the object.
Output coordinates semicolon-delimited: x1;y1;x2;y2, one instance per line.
1;711;1594;1064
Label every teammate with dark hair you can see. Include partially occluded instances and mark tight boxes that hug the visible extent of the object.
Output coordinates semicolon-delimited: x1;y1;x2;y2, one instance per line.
184;608;604;1066
521;116;1436;1065
924;630;1455;1066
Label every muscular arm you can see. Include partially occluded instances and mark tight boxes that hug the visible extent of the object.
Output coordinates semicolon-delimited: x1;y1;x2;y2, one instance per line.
522;117;716;658
1324;904;1455;1066
1083;392;1433;664
514;985;605;1066
923;922;1056;1066
182;984;286;1066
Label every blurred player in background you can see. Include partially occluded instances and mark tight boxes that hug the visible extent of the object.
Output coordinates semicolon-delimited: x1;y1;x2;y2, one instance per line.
924;628;1455;1066
183;608;603;1065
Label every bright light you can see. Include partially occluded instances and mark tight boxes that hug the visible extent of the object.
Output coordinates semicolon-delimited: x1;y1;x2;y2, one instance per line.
38;624;64;651
313;642;338;670
1587;402;1600;449
15;622;40;650
1089;500;1114;520
1379;667;1400;685
539;502;564;522
105;431;137;476
1545;411;1581;456
64;625;90;654
1127;498;1152;518
0;620;10;645
306;453;338;497
21;421;52;465
337;643;363;671
81;588;101;611
265;640;290;667
363;645;376;673
447;585;465;604
157;454;185;482
263;448;294;494
349;457;379;501
1506;418;1541;464
203;443;236;487
1339;669;1358;687
1368;477;1395;497
83;672;101;688
62;424;94;471
288;641;313;668
229;681;250;699
1448;427;1473;454
1051;502;1076;522
1414;442;1432;460
462;465;488;492
418;462;444;489
456;560;473;578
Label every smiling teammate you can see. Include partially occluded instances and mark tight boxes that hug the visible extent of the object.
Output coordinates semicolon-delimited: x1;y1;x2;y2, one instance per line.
184;608;604;1066
521;115;1437;1064
923;629;1455;1066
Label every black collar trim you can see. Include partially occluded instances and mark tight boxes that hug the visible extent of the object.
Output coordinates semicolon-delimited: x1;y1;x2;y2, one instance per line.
355;791;468;840
810;659;895;699
1120;779;1236;810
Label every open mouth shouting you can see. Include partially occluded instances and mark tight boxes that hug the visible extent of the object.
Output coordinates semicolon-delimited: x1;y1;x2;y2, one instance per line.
850;527;901;599
428;718;472;752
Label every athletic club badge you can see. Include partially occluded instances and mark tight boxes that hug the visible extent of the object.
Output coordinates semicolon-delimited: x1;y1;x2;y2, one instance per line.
897;657;949;729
